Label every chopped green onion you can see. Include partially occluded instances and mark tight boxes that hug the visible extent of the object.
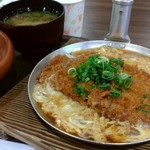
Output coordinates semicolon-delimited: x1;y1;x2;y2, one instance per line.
74;83;88;98
123;76;133;90
139;104;150;113
110;58;124;66
68;67;77;78
95;56;109;64
109;89;122;98
102;70;115;81
98;83;111;90
119;72;129;80
142;94;148;99
67;54;133;98
94;56;109;69
115;73;133;90
115;75;123;86
110;58;124;72
84;77;90;82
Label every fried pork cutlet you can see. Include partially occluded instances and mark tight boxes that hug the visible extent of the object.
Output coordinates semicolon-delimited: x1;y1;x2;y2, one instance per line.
38;47;150;125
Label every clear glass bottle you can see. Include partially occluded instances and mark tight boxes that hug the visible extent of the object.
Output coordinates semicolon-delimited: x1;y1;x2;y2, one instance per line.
105;0;134;43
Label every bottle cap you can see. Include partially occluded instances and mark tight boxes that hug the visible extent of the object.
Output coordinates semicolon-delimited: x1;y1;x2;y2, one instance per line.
113;0;134;6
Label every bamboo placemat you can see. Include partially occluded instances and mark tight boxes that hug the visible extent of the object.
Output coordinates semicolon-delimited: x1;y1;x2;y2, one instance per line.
0;38;150;150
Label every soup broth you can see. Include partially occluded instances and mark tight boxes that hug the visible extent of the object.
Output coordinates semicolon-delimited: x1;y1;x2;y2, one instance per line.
4;11;58;26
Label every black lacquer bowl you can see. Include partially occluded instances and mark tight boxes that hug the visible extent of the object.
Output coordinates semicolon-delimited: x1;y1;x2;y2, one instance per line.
0;0;65;59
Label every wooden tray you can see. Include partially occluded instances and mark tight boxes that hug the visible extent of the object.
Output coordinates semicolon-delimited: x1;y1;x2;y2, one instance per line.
0;38;150;150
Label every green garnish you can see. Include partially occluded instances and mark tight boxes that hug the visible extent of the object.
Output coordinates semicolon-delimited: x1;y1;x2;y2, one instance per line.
109;89;122;98
142;94;148;99
68;54;133;98
98;83;111;90
102;70;115;81
68;67;77;78
73;83;88;98
115;73;133;90
139;104;150;113
110;58;124;72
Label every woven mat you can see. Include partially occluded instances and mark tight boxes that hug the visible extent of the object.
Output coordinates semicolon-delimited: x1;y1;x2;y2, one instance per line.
0;38;150;150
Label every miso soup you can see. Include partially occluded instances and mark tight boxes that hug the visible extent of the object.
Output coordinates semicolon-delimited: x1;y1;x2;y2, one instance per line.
4;11;58;26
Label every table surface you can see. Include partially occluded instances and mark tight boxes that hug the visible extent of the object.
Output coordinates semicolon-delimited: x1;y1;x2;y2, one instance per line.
0;0;150;149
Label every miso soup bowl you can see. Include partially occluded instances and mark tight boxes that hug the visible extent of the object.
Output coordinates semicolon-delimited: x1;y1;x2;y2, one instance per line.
0;0;65;59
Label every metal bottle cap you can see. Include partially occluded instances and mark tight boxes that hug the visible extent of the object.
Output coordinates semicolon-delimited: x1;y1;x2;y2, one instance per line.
113;0;134;5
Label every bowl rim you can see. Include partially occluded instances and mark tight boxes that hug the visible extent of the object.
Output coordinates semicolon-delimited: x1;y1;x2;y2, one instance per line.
0;30;14;79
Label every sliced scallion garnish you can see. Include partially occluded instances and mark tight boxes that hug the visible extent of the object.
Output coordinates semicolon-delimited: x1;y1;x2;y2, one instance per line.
74;83;88;98
139;104;150;113
123;76;133;90
142;94;148;99
68;67;77;78
98;83;111;90
109;89;122;98
102;70;115;81
68;54;133;98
